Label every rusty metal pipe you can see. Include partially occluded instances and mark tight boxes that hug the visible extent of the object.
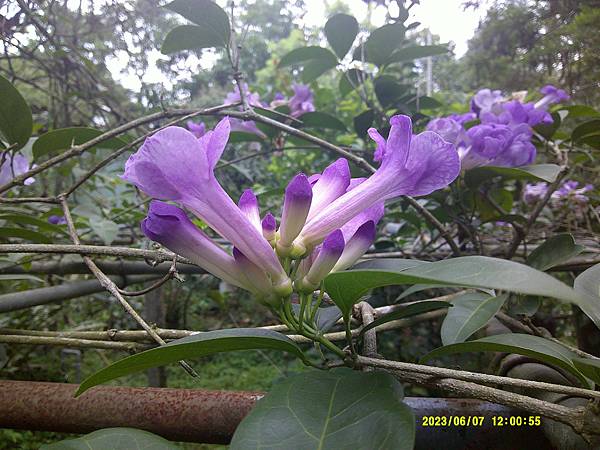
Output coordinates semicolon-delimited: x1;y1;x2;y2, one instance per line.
0;380;554;448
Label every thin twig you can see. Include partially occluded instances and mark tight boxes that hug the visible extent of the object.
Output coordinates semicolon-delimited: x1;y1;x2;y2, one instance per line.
58;196;198;378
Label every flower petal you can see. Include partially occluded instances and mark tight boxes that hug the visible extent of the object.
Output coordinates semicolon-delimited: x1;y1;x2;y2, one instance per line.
307;158;351;220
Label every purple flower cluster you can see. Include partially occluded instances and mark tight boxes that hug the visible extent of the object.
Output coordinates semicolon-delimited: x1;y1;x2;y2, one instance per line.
122;115;459;306
186;84;316;144
523;179;594;219
269;83;316;117
427;85;570;170
0;152;35;186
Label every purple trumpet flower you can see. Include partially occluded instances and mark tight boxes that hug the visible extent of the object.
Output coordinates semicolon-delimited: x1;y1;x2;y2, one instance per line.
262;212;276;242
470;89;504;116
289;83;315;118
552;180;593;203
426;117;466;146
224;84;267;139
523;182;548;204
448;112;476;125
481;100;552;127
535;85;570;110
122;117;288;287
48;215;67;225
277;173;312;256
186;120;206;138
298;229;345;291
0;152;35;186
334;221;377;272
232;248;282;301
238;189;261;232
296;115;460;249
307;158;351;220
141;201;252;291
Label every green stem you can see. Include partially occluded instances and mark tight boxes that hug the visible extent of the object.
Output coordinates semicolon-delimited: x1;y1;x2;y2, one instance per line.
298;293;308;332
309;287;325;323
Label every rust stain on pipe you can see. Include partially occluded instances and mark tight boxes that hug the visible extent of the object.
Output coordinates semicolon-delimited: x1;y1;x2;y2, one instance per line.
0;380;262;444
0;380;555;448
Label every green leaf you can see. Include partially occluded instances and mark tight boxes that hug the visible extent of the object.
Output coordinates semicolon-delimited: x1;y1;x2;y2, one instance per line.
324;14;358;59
230;368;415;450
464;164;561;187
360;300;452;337
90;219;120;245
165;0;230;47
558;105;600;119
396;284;449;301
0;74;33;150
354;23;406;66
374;76;409;109
301;57;338;83
40;427;178;450
33;127;127;160
412;95;443;110
0;213;69;236
572;357;600;386
299;111;347;131
324;259;426;318
572;119;600;143
353;109;374;138
161;25;225;54
279;46;338;68
228;131;264;143
76;328;307;396
526;234;584;271
440;293;508;345
534;112;561;140
387;44;449;64
574;263;600;300
338;69;365;97
0;227;51;244
421;333;590;388
323;256;600;329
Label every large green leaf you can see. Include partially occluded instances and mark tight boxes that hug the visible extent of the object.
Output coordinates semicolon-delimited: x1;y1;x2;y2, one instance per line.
230;368;415;450
574;263;600;299
353;109;374;138
387;44;449;64
0;227;52;244
76;328;308;396
465;164;561;187
161;25;225;53
572;357;600;386
279;46;338;67
360;300;452;337
301;57;338;83
353;23;406;66
558;105;599;119
374;76;410;109
422;334;590;387
323;257;600;328
33;127;127;160
572;119;600;143
440;293;508;345
526;234;584;271
0;74;33;150
324;14;358;59
165;0;230;46
40;427;178;450
299;111;347;131
0;213;69;236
